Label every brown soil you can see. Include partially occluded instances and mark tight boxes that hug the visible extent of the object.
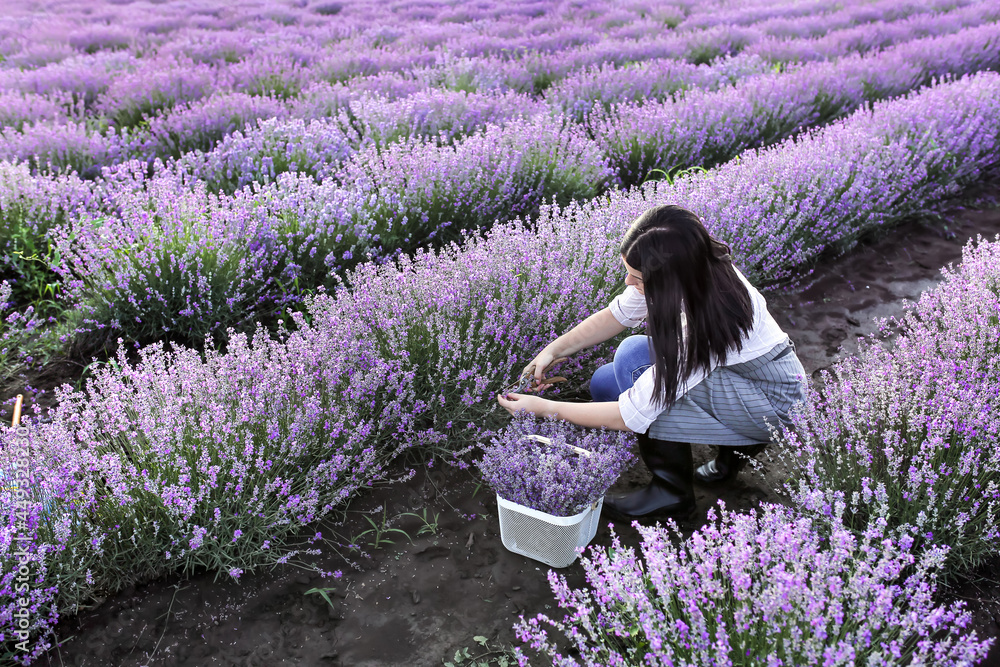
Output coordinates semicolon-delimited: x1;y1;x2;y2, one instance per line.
23;184;1000;667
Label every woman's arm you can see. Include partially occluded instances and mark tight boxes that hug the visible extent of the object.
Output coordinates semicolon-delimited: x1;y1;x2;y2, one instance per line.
547;307;628;358
524;308;628;385
496;393;632;431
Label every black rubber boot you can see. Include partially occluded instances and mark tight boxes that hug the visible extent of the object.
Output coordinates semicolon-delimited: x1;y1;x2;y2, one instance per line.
603;435;696;521
693;443;767;485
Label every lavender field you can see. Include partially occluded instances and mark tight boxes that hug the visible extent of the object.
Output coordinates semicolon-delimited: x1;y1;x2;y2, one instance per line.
1;0;1000;664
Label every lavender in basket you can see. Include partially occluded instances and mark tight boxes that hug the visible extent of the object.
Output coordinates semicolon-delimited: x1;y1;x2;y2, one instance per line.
478;412;635;518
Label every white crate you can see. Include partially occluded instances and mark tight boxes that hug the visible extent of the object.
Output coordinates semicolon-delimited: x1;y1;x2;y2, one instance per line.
497;493;603;568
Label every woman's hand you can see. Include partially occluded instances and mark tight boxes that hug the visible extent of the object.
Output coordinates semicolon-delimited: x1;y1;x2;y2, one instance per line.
497;392;548;417
521;351;568;392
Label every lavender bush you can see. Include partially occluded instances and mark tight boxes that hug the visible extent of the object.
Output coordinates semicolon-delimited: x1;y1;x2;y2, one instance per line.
0;122;122;179
176;116;360;193
290;76;426;120
155;29;254;66
0;315;416;660
95;56;227;128
50;167;315;347
349;88;546;147
411;53;536;95
66;24;134;56
779;235;1000;577
478;412;634;517
0;162;96;307
0;92;70;133
228;52;311;100
292;113;613;259
0;282;48;379
124;92;289;163
0;43;75;72
0;419;94;665
299;198;628;459
515;503;992;666
0;51;134;111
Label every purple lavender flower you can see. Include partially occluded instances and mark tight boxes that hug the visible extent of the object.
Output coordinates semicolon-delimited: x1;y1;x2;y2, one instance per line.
0;92;70;133
0;51;134;110
0;281;47;376
49;165;331;347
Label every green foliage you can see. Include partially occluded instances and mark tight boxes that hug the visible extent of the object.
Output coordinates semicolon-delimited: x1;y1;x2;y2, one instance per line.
445;634;516;667
642;164;707;187
402;508;441;536
349;507;414;549
0;179;77;312
304;585;338;608
6;238;66;314
240;73;305;101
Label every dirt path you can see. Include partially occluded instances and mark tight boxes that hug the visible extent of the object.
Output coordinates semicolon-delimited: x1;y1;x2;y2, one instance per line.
36;185;1000;667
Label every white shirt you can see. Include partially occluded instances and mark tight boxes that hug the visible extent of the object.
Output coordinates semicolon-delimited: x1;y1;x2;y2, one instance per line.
608;267;788;433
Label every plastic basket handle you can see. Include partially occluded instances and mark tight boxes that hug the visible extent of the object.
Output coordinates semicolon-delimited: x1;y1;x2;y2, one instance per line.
524;434;592;458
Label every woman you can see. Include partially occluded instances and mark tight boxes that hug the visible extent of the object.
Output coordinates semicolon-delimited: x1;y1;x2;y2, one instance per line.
497;205;806;521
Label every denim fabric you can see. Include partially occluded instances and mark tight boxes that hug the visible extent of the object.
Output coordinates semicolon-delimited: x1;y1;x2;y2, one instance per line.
589;334;653;402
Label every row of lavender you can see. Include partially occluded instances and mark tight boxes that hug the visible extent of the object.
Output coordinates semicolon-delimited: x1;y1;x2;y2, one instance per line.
3;69;1000;664
0;0;953;110
1;0;964;54
2;21;999;354
7;0;992;332
179;18;1000;191
1;0;996;182
0;0;979;83
514;223;1000;666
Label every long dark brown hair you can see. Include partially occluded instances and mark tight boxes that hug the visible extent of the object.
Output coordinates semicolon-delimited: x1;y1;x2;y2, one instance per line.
620;205;753;409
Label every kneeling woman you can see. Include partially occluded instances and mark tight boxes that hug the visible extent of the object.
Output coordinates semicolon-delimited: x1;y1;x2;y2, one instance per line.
497;205;806;521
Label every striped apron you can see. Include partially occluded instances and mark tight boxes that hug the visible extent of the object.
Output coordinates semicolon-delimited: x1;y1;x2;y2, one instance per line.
647;338;807;446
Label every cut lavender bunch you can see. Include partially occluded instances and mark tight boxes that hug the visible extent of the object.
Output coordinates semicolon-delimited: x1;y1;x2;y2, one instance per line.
478;411;635;518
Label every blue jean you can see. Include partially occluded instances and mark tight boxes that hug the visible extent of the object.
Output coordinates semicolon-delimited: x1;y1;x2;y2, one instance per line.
589;335;653;402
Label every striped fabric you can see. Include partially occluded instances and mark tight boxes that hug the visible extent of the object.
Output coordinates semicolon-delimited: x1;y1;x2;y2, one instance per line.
646;338;807;446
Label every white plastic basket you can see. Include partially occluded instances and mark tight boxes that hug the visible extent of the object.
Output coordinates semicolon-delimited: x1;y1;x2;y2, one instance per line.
497;493;602;568
495;435;602;568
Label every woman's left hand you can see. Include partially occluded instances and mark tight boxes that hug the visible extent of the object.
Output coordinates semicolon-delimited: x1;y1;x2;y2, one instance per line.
497;392;547;416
